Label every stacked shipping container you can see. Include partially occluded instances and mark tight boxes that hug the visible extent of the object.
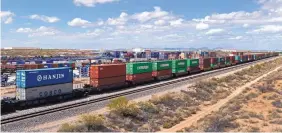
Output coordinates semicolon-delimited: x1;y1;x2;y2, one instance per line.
152;60;172;80
172;59;187;76
16;67;73;100
187;59;201;73
199;58;211;70
90;64;126;90
210;58;219;69
126;62;153;84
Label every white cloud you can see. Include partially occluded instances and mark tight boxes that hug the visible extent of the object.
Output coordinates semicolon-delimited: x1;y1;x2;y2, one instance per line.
0;11;15;24
196;22;209;30
169;19;183;26
29;14;60;23
206;29;225;35
68;18;91;27
107;12;128;25
154;19;165;25
73;0;118;7
16;26;60;37
252;25;282;33
243;23;249;28
16;28;33;33
229;36;243;40
132;6;169;22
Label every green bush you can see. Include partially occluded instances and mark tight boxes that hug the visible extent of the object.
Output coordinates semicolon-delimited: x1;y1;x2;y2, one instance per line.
58;123;77;132
138;101;159;114
79;114;105;130
107;96;140;117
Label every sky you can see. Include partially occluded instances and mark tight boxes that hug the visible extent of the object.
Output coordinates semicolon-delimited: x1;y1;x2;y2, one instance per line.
1;0;282;50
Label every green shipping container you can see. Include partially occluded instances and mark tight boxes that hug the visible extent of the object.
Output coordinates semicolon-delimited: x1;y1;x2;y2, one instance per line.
172;67;187;74
152;60;172;71
126;62;153;74
187;59;199;67
172;60;187;69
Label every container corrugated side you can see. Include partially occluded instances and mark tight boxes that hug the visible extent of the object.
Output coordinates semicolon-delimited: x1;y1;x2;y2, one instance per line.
152;60;172;71
126;62;153;74
90;64;126;79
17;67;73;88
172;67;187;74
16;83;73;101
187;59;199;67
172;59;187;69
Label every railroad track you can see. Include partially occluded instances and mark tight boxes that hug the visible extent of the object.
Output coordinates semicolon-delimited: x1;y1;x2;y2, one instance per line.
1;57;279;125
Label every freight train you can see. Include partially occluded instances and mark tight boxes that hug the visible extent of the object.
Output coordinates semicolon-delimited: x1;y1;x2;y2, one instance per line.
1;52;280;114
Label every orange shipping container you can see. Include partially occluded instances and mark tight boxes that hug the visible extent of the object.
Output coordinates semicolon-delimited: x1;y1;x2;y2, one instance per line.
52;64;59;68
90;64;126;79
37;64;44;69
152;69;172;77
90;76;126;87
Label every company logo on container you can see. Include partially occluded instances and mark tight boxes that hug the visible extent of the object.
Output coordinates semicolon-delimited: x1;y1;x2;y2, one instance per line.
160;64;169;67
37;74;65;82
178;62;185;65
192;61;198;64
137;66;149;70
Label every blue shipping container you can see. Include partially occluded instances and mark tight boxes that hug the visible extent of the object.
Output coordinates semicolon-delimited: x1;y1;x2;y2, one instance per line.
16;67;73;88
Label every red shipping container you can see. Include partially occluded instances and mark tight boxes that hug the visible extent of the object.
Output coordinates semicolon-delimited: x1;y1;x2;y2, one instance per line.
37;64;44;69
211;57;219;68
126;72;153;84
230;56;236;65
187;66;201;73
152;69;172;77
24;64;38;69
90;76;126;87
199;58;211;70
52;64;59;68
71;63;75;69
90;64;126;79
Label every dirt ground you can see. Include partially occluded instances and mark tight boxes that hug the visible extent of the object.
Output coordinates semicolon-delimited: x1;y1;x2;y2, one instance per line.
175;67;282;132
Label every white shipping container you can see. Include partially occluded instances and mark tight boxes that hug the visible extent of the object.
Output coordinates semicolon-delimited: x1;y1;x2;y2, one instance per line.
25;62;30;64
16;83;73;101
42;61;47;64
12;62;17;65
30;61;36;64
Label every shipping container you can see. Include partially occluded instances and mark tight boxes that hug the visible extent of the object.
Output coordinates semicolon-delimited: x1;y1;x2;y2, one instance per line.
172;67;187;74
152;69;172;80
230;56;236;65
37;64;45;69
16;67;73;88
90;76;126;87
218;57;226;67
24;64;38;70
187;66;201;74
199;58;211;71
126;72;153;84
90;64;126;79
52;64;59;68
225;56;231;66
126;62;153;74
210;57;219;69
187;59;199;67
16;83;73;101
235;55;241;63
172;59;187;69
43;64;53;68
152;60;172;71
